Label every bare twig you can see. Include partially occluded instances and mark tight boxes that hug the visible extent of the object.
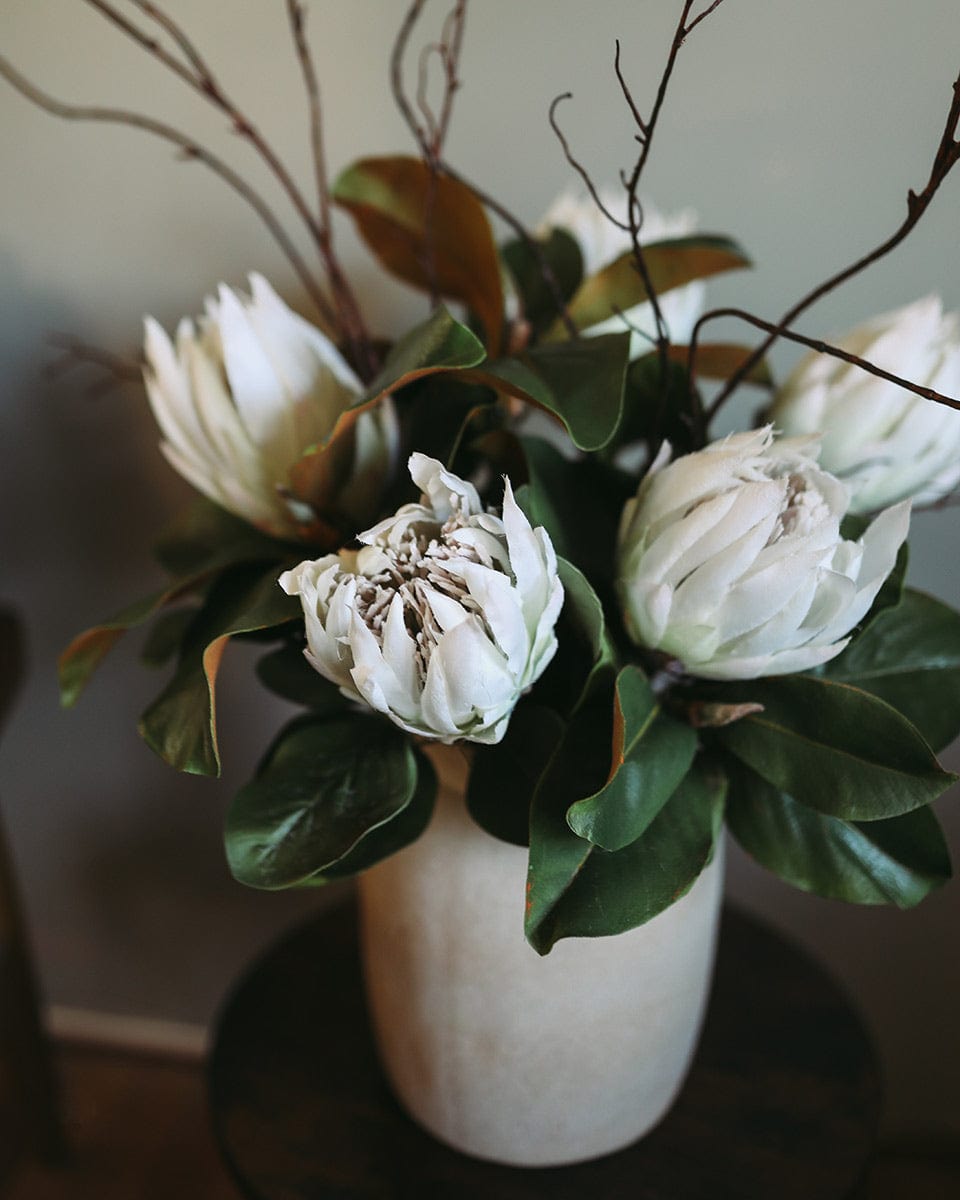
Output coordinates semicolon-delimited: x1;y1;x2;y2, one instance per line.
690;307;960;414
82;0;375;373
285;0;332;235
435;1;468;155
391;0;431;154
0;53;335;325
45;335;143;399
548;93;629;232
389;1;576;340
704;71;960;422
685;0;727;38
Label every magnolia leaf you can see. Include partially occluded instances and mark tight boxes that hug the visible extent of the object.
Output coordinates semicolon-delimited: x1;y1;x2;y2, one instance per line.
670;342;774;388
471;332;631;452
139;564;300;776
501;228;583;334
713;675;955;820
619;353;705;455
526;724;725;955
60;497;292;708
516;436;633;584
358;305;487;408
311;749;437;881
60;586;186;709
822;589;960;751
225;713;417;889
467;704;565;846
726;760;952;907
140;608;200;669
531;557;617;719
566;666;698;851
290;306;487;512
550;235;751;336
256;642;350;713
333;156;504;349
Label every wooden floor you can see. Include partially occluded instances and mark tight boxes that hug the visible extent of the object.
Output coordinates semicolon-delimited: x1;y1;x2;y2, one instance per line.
3;1044;237;1200
1;1043;957;1199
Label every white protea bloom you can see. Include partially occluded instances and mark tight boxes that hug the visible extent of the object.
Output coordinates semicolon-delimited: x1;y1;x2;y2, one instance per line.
280;454;564;744
143;272;399;544
616;427;910;680
770;296;960;513
539;187;705;354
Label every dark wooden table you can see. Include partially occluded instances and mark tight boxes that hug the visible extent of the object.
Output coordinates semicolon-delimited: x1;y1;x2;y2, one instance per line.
208;898;881;1200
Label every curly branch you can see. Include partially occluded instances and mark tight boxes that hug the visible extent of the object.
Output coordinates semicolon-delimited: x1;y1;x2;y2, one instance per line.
704;71;960;420
690;307;960;414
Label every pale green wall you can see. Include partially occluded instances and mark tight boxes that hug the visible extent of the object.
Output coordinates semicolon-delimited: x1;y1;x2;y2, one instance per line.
2;0;959;1136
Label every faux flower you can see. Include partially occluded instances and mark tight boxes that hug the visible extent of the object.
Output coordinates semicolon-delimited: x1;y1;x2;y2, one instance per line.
540;187;705;353
280;454;564;743
143;272;399;542
769;296;960;513
616;427;910;680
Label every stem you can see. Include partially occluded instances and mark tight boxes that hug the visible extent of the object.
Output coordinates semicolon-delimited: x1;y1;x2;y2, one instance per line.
82;0;375;372
0;53;335;325
705;71;960;421
691;307;960;419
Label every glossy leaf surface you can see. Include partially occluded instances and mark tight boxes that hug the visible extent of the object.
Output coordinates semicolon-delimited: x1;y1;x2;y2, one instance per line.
225;714;417;888
726;761;951;907
714;675;955;820
474;332;630;451
566;666;697;851
822;589;960;751
139;564;300;776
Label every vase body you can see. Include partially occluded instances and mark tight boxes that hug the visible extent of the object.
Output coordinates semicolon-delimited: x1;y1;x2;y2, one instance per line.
357;746;724;1168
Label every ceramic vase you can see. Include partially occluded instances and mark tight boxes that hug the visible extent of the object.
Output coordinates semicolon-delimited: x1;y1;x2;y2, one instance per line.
358;745;724;1168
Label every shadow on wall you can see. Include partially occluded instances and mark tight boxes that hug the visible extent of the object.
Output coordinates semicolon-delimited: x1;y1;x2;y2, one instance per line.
0;253;321;1026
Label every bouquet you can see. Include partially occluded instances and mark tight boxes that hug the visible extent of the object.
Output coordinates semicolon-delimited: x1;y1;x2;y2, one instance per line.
9;0;960;956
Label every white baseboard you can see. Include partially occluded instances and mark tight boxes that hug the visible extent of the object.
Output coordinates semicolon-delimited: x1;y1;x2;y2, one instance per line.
46;1005;208;1061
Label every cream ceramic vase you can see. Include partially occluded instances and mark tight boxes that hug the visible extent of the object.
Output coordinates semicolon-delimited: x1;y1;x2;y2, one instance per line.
357;745;724;1168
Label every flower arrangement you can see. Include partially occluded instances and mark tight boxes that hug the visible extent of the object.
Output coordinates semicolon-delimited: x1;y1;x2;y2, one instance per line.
10;1;960;957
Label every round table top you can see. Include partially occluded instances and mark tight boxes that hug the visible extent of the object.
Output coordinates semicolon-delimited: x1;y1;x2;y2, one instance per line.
208;897;880;1200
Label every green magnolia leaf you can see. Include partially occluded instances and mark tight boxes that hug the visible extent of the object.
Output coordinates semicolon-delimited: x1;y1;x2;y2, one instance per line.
501;228;583;334
620;352;705;455
467;704;565;846
822;589;960;752
255;642;350;713
516;436;633;584
358;305;487;410
526;719;725;955
531;557;617;719
140;608;200;669
60;585;186;709
60;497;289;708
550;235;751;336
726;760;952;907
139;564;300;776
315;749;437;880
566;666;697;851
333;156;504;349
471;332;631;452
225;713;417;889
713;675;955;820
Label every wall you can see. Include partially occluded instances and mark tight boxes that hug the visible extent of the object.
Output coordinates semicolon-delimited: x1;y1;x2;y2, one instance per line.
2;0;958;1136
